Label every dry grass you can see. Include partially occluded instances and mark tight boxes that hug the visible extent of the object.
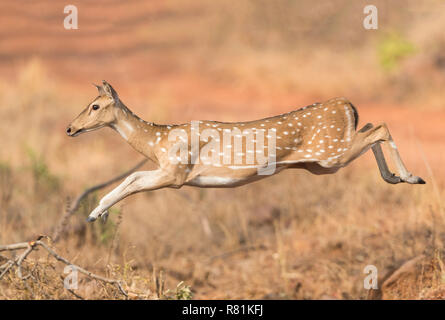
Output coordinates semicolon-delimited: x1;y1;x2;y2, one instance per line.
1;1;445;299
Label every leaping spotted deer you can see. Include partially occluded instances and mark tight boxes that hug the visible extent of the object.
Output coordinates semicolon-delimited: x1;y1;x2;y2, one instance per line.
67;81;425;222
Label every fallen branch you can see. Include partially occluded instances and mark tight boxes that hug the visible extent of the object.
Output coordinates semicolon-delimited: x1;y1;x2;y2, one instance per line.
65;285;85;300
52;159;147;242
0;238;128;298
0;161;148;298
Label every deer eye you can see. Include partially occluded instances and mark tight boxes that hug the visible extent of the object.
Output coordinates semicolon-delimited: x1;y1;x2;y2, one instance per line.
92;104;100;110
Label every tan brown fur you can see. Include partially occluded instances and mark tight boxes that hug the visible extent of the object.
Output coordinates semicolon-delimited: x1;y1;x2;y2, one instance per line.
66;81;425;222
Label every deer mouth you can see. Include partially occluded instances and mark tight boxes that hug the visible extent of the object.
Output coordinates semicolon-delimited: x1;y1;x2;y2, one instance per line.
67;125;106;137
66;127;84;137
70;129;84;137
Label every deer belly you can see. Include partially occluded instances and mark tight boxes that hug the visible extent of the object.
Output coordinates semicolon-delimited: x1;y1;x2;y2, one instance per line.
186;175;253;188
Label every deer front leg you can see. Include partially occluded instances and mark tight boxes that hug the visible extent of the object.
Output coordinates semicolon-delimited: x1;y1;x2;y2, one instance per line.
87;169;175;222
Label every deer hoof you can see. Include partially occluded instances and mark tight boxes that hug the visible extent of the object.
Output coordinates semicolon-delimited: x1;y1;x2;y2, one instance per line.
409;176;426;184
87;206;106;222
403;174;426;184
101;210;109;224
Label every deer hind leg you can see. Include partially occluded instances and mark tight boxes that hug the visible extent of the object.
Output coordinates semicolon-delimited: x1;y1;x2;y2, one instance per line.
371;143;402;184
357;123;401;184
335;123;425;184
87;169;175;222
383;127;425;184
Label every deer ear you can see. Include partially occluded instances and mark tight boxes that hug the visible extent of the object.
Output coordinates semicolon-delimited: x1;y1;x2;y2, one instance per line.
93;83;106;96
102;80;119;102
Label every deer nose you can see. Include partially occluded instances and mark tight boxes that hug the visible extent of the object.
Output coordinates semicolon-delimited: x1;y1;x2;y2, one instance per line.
66;127;72;135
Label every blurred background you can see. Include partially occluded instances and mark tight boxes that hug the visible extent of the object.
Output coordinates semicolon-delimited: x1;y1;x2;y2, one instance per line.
0;0;444;299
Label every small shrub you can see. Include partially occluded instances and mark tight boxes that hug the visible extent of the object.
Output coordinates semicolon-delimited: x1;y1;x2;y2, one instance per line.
26;147;60;194
0;161;13;206
378;32;416;71
174;281;193;300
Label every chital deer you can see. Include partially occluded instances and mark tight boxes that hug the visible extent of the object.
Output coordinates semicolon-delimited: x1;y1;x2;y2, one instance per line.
67;81;425;222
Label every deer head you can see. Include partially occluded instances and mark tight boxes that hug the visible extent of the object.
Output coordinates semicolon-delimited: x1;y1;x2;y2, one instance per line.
66;81;121;137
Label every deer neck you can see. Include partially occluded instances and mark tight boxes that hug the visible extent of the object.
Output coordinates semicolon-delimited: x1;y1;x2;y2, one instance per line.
110;105;160;163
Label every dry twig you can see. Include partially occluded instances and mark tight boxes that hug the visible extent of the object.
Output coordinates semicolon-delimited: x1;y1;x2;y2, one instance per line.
0;161;148;298
0;238;128;298
52;159;147;242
